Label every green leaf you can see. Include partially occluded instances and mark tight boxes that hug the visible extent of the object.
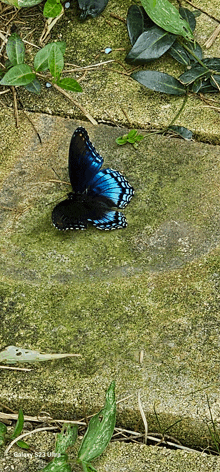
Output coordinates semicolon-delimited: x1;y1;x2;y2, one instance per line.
116;131;145;146
140;0;194;40
25;78;41;94
127;130;144;144
55;425;78;454
169;40;202;65
16;440;30;449
184;41;203;63
190;77;203;93
126;26;175;64
34;42;66;72
179;7;196;32
199;80;218;94
56;77;82;92
18;0;43;6
0;422;7;446
127;129;139;139
210;75;220;90
4;59;13;70
127;5;154;46
78;381;116;463
43;0;63;18
132;70;186;95
81;463;97;472
42;455;71;472
6;33;25;66
169;125;193;140
203;58;220;72
179;64;210;85
48;43;64;78
116;136;128;145
11;409;24;439
0;64;35;86
169;41;190;65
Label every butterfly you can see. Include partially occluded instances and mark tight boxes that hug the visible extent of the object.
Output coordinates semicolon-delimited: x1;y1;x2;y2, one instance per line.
52;127;134;231
78;0;109;19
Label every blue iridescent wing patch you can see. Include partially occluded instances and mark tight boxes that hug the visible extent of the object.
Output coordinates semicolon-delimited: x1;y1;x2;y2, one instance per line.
52;127;134;231
88;168;134;208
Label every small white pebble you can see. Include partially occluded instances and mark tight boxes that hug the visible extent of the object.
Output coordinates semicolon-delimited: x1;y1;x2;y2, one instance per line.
46;82;52;88
65;2;70;8
105;47;112;54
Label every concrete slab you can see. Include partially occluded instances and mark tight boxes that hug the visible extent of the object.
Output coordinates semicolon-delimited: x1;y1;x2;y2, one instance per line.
2;437;220;472
0;110;220;458
1;0;220;468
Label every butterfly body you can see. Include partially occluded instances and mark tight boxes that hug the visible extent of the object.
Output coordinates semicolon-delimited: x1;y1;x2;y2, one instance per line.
52;127;134;231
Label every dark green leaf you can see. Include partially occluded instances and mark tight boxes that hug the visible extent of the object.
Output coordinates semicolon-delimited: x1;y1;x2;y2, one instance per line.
42;455;71;471
179;7;196;32
55;425;78;454
127;5;153;46
6;33;25;66
169;125;193;140
199;80;218;94
126;26;176;65
11;409;24;439
49;43;64;78
169;41;190;65
0;423;7;446
203;58;220;72
192;10;201;18
56;77;82;92
210;75;220;90
78;381;116;463
140;0;193;40
190;77;203;93
132;70;186;95
179;64;210;85
0;64;35;86
25;78;41;94
184;41;203;63
34;42;66;72
43;0;63;18
16;440;30;449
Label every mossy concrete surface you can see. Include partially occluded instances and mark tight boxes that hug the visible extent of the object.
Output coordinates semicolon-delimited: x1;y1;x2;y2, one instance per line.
0;109;220;459
1;0;220;143
2;436;220;472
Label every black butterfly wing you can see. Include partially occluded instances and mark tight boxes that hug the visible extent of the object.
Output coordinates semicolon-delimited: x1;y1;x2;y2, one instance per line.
68;127;103;193
52;193;127;230
88;168;134;208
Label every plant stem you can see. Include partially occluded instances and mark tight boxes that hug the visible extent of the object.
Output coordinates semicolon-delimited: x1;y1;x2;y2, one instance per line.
168;93;188;128
142;94;189;139
177;39;207;68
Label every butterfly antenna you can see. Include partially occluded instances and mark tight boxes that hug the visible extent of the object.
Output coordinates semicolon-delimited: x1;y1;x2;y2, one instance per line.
52;167;62;180
45;196;67;207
